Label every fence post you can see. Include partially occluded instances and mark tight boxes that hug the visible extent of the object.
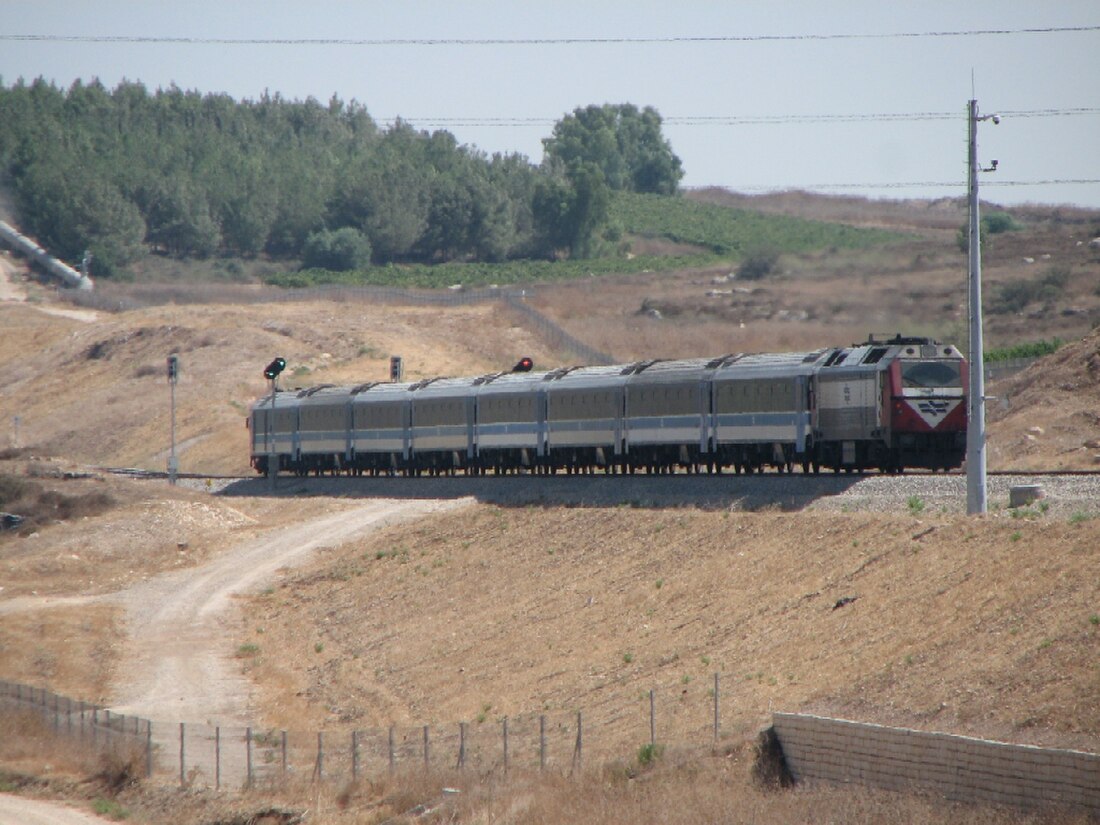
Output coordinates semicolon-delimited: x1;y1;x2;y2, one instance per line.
388;726;395;774
503;717;509;775
146;721;153;779
423;725;430;771
649;689;656;747
457;722;466;770
539;715;546;771
53;693;59;732
316;731;324;782
573;711;582;772
713;673;720;743
66;697;72;734
215;726;221;790
79;700;85;740
179;722;185;788
281;730;288;775
246;726;253;788
93;708;98;748
352;730;359;781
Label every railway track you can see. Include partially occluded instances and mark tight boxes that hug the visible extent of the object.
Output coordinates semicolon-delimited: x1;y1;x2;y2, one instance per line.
96;466;1100;517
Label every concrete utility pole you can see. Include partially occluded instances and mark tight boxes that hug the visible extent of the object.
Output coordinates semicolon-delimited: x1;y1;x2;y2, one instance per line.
966;99;999;515
167;354;180;485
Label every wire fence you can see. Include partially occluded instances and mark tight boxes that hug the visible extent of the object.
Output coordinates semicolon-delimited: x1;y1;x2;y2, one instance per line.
2;676;731;790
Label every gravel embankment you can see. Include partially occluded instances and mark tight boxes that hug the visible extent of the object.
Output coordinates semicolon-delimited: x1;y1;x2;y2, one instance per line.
202;472;1100;517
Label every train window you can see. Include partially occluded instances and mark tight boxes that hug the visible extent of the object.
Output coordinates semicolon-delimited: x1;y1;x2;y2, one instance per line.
901;361;961;388
862;347;889;365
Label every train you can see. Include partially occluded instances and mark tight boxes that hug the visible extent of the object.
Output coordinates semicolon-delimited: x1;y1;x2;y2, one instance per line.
249;335;967;477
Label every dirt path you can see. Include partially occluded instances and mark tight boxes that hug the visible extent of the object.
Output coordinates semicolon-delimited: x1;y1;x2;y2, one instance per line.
0;795;114;825
106;497;470;726
1;495;471;800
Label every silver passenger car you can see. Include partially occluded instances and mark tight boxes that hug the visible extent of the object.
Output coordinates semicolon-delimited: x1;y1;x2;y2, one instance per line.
623;358;714;466
474;369;551;469
408;377;479;472
544;364;630;469
711;351;819;472
349;381;413;472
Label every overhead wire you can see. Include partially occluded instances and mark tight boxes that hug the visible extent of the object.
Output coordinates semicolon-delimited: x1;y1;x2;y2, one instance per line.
385;108;1100;127
4;25;1100;46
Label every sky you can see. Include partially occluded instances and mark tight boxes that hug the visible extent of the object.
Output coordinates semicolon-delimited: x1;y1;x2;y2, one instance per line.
2;1;1099;208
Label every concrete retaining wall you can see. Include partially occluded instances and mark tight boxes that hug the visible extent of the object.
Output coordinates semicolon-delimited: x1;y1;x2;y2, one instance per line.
773;713;1099;813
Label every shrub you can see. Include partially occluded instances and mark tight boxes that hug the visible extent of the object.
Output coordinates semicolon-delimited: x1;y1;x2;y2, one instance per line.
983;211;1022;234
736;249;779;281
991;268;1072;315
302;227;373;272
636;742;665;767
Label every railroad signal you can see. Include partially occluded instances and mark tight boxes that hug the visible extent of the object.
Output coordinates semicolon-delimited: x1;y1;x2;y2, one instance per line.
389;355;403;382
167;354;179;383
264;357;287;380
512;356;534;373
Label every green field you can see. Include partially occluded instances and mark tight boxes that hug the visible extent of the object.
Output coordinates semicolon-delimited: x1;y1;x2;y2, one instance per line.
265;192;905;290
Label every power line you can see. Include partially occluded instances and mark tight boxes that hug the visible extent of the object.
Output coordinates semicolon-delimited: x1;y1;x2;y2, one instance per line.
689;179;1100;192
4;26;1099;46
396;108;1100;127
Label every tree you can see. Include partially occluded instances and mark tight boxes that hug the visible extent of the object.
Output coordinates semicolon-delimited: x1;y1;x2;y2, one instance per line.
532;160;611;259
543;104;683;196
302;227;372;271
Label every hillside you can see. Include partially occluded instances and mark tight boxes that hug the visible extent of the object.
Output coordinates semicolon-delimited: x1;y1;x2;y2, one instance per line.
236;502;1100;754
1;193;1099;824
3;210;1100;476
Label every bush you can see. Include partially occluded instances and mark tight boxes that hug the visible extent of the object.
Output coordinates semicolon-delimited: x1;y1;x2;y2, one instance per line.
636;742;665;767
991;267;1072;314
302;227;373;272
736;250;779;281
983;211;1021;234
956;211;1022;253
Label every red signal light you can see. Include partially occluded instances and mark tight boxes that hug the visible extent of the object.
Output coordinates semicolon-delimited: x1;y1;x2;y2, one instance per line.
513;357;534;372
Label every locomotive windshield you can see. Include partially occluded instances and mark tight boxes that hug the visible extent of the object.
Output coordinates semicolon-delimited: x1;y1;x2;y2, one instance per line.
900;360;961;389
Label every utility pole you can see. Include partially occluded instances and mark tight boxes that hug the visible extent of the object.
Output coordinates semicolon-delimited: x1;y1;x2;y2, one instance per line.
167;354;180;485
966;99;999;515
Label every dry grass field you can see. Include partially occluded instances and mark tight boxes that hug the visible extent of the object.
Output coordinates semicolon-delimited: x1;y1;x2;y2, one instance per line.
1;192;1099;823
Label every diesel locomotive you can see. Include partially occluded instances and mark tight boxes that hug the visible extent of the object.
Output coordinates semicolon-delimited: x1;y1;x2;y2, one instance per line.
249;335;967;477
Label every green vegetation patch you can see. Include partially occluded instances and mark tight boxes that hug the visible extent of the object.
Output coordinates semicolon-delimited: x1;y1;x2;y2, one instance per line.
611;191;906;255
985;338;1064;363
264;253;716;290
264;192;904;290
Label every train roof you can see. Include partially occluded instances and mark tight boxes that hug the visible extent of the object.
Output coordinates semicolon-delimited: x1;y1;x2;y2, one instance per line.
625;357;718;384
474;369;555;395
249;389;307;412
347;381;416;402
406;375;482;400
713;349;825;379
293;384;353;406
542;363;632;390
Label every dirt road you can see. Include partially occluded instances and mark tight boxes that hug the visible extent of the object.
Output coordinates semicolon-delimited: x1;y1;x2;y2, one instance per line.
106;497;468;726
0;795;114;825
1;495;471;816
